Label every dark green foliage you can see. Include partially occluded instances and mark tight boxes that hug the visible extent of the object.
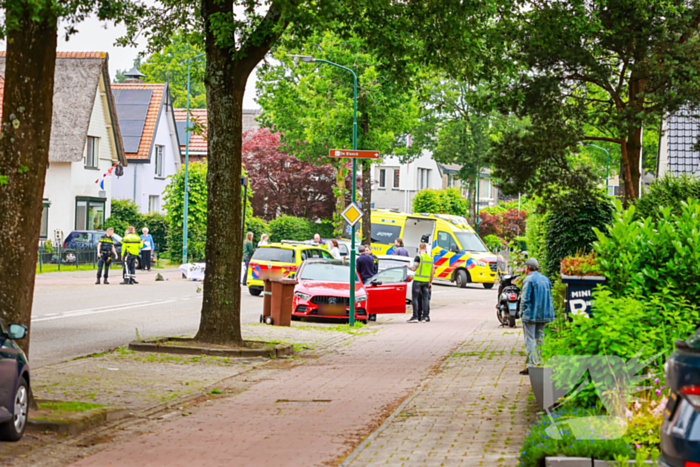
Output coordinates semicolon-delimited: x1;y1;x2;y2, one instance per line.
636;175;700;221
143;212;168;252
543;199;614;278
245;217;268;245
412;189;443;214
268;216;313;243
105;200;143;235
314;220;336;239
412;188;467;215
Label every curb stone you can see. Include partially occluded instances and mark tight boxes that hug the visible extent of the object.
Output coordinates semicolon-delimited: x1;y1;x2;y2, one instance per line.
128;337;294;358
28;407;129;435
545;458;656;466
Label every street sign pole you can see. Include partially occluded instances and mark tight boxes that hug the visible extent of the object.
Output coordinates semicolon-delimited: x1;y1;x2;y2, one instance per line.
350;68;358;327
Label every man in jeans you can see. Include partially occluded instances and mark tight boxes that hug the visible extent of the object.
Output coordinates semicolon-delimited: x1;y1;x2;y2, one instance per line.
519;258;554;375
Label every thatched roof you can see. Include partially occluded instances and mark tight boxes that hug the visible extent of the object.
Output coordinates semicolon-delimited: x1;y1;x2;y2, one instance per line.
0;52;126;165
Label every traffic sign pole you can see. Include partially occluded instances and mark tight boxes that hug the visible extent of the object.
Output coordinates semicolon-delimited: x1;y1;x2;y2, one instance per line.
350;67;357;327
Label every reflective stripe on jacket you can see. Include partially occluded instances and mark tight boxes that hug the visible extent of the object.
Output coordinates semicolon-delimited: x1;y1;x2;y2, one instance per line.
414;253;434;282
122;233;142;256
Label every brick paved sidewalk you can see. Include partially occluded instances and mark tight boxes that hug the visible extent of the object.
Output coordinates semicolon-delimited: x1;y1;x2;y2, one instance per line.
344;320;537;467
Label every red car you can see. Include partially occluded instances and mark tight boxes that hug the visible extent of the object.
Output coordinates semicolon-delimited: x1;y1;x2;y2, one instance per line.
293;259;409;322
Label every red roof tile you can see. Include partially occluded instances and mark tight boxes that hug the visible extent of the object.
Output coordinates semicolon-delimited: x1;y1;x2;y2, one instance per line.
112;82;165;160
174;108;208;154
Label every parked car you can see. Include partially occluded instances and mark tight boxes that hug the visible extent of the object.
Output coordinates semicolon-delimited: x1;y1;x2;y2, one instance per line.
292;259;408;322
0;321;30;441
375;255;414;303
660;329;700;467
61;230;154;269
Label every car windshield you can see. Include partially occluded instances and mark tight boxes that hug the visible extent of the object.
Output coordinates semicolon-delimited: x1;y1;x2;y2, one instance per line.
252;247;295;263
300;263;360;282
454;232;488;252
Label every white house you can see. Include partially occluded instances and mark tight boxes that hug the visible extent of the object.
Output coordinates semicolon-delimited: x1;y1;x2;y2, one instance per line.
111;70;182;213
372;151;498;213
0;52;127;243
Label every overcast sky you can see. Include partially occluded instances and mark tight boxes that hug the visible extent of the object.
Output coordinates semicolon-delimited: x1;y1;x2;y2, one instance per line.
4;16;261;109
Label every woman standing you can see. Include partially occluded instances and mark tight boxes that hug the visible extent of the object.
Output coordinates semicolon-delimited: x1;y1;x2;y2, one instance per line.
258;233;269;247
329;239;341;259
140;227;155;271
242;232;255;285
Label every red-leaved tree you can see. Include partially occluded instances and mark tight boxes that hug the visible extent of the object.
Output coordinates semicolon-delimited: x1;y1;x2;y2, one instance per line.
243;128;358;221
478;209;527;241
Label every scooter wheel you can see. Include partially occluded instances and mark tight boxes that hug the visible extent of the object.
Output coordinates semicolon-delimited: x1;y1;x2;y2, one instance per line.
508;314;516;328
265;316;274;325
259;314;264;323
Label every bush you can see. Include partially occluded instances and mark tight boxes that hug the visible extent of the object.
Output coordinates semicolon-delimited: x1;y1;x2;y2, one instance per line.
142;212;169;252
483;234;505;252
593;198;700;306
543;199;613;279
525;208;547;265
105;200;142;235
439;188;468;216
245;216;269;244
269;215;313;243
312;219;336;239
412;189;444;213
477;209;527;242
636;174;700;220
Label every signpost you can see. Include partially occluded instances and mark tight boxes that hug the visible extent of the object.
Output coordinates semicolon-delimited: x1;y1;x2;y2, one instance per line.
330;149;380;160
341;202;363;227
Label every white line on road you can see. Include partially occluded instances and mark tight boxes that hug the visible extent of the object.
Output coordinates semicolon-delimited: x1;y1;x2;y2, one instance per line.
32;299;180;323
33;300;152;319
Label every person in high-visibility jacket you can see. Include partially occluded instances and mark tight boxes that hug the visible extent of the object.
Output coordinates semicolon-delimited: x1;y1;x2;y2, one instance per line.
407;242;435;323
121;226;142;285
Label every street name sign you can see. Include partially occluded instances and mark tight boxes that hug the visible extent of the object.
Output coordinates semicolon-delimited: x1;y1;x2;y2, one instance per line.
341;202;363;227
330;149;380;159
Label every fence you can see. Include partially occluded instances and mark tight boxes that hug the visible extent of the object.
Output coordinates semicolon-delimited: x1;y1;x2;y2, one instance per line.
37;240;161;273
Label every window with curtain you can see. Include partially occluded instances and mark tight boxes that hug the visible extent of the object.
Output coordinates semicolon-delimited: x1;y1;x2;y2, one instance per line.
155;146;164;177
379;169;386;188
85;137;98;168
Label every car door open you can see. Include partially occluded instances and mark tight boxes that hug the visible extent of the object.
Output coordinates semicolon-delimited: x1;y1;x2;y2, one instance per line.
366;267;408;314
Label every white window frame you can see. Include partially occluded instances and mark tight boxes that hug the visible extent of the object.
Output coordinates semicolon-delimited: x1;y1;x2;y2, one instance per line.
379;169;386;189
154;145;164;178
419;168;431;190
148;195;160;213
393;169;400;189
479;178;493;200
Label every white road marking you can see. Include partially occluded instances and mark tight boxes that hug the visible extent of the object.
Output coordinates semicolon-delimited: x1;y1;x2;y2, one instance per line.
32;299;180;323
33;300;151;318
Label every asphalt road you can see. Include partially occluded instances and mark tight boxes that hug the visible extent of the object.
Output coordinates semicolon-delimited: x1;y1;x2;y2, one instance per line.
29;267;497;368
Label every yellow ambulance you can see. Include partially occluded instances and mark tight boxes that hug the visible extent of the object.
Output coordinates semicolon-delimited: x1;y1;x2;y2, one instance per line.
362;210;498;289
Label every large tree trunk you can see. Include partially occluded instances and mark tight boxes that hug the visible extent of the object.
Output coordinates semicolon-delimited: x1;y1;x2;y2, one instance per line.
195;0;243;345
467;176;477;225
0;3;58;356
333;162;347;237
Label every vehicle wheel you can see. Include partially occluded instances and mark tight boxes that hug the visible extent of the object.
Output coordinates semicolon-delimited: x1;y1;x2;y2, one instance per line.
361;320;368;325
259;314;264;323
496;302;509;326
62;250;77;264
483;283;495;290
455;270;468;288
249;287;262;296
291;315;301;321
134;256;141;270
265;316;274;325
0;378;28;442
508;314;516;328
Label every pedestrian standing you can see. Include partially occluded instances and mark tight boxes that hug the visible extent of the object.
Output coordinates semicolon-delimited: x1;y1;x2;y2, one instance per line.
329;239;341;259
242;232;255;285
356;246;376;284
258;233;269;247
392;238;409;257
407;242;434;323
519;258;554;375
140;227;155;271
96;227;117;285
121;226;142;285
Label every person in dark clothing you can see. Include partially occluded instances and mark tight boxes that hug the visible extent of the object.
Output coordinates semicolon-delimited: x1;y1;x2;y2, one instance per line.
96;227;117;284
356;246;376;283
392;238;409;257
242;232;255;285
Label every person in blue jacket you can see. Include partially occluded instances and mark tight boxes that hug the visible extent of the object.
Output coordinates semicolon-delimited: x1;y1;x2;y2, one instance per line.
140;227;155;271
519;257;554;375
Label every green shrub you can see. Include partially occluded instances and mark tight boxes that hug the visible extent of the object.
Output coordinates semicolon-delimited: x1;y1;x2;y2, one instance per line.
439;188;467;216
483;234;503;252
269;215;313;243
636;174;700;220
519;406;634;467
412;189;444;213
313;219;336;239
543;199;613;278
245;216;269;244
594;199;700;306
105;199;143;235
142;212;169;252
525;208;547;265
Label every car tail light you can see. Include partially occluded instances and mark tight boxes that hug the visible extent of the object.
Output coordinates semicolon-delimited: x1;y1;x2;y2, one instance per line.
680;385;700;410
508;293;517;300
406;276;413;282
684;462;700;467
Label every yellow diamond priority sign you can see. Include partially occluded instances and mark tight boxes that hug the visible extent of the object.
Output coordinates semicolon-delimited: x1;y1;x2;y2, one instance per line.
341;202;363;227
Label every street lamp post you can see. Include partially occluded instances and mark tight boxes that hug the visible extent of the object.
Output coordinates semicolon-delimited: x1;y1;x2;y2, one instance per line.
582;143;610;195
181;53;206;265
289;55;359;326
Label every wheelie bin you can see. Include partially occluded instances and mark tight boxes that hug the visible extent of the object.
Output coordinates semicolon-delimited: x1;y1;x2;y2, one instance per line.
267;278;298;326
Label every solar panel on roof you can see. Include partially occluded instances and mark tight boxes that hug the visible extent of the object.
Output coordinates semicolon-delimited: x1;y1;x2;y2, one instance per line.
113;89;153;154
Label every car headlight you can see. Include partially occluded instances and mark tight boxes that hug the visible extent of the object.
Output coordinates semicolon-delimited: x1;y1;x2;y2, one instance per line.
295;291;311;300
356;294;367;303
474;260;487;267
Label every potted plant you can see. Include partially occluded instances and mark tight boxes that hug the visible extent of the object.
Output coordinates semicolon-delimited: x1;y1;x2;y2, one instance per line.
560;252;606;320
